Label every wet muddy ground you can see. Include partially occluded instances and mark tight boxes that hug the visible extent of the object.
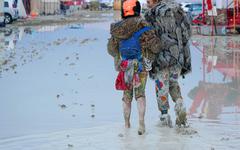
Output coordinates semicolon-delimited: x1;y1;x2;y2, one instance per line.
0;13;239;150
8;11;114;27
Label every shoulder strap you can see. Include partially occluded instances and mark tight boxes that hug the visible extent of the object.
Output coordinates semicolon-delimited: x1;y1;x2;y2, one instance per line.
133;27;152;39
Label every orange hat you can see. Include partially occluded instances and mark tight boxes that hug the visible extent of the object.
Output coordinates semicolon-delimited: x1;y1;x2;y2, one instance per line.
123;0;137;17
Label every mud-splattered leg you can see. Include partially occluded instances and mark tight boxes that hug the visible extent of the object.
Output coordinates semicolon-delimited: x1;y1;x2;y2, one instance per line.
169;66;187;127
155;68;170;114
122;100;131;128
123;89;133;128
155;68;172;127
137;97;146;135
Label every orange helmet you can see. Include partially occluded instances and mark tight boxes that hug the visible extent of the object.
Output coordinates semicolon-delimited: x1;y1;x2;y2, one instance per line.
122;0;137;17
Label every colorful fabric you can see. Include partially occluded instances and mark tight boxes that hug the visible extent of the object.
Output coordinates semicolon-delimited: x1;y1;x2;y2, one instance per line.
123;72;148;102
115;60;141;91
155;66;182;112
115;71;130;91
206;0;213;10
122;60;135;86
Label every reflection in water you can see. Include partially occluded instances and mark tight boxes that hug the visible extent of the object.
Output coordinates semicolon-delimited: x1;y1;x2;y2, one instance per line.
0;23;85;51
190;36;240;122
0;24;84;77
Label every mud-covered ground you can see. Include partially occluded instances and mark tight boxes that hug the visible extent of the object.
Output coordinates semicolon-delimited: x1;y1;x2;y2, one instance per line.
0;12;239;150
5;10;114;27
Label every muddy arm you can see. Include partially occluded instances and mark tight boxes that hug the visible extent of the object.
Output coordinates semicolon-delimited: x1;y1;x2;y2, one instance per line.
141;29;162;54
107;36;121;71
107;36;120;57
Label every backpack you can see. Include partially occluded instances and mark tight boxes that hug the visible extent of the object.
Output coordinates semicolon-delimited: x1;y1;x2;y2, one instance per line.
119;26;151;72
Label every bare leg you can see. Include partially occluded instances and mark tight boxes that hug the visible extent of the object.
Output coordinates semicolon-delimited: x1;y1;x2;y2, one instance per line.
137;97;146;135
123;100;131;128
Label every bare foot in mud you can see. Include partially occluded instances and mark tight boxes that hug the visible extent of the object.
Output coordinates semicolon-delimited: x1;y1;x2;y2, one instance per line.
175;111;188;127
138;120;145;135
125;122;130;128
159;114;173;128
175;126;198;135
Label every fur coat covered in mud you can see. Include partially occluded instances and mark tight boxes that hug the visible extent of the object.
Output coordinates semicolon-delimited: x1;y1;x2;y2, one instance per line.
107;16;162;71
144;0;192;79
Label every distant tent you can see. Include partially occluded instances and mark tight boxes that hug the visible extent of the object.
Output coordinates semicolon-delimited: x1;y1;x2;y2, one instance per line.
40;0;60;15
113;0;121;10
18;0;27;18
22;0;31;15
30;0;41;16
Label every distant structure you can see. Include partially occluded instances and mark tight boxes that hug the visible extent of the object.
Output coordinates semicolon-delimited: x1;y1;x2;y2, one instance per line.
114;0;121;10
22;0;31;15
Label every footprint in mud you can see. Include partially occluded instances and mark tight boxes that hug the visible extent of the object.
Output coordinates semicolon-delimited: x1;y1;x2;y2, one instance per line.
73;102;78;105
53;38;67;46
118;133;124;138
79;38;98;45
2;60;8;65
10;64;17;70
175;127;198;135
88;75;94;79
53;41;61;46
197;114;204;119
69;63;75;66
64;73;69;76
80;38;90;44
67;144;74;148
220;137;230;141
91;104;95;118
59;104;67;109
68;38;78;44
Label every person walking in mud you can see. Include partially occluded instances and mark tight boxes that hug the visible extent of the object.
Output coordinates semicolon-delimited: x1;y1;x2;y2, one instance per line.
107;0;161;135
144;0;192;127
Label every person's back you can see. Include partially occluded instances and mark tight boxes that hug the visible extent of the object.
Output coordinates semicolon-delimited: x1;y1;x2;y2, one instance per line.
145;0;192;77
144;0;192;127
107;0;161;135
108;16;161;65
